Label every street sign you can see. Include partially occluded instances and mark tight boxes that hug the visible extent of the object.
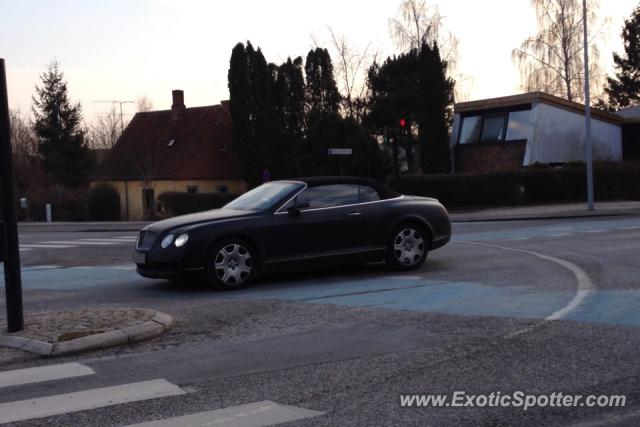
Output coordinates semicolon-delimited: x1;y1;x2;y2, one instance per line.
327;148;352;156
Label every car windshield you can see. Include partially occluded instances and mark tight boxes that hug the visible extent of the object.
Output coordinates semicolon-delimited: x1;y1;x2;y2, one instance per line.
224;182;302;211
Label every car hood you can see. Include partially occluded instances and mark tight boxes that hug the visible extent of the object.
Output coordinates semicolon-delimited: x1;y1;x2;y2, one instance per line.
144;208;254;233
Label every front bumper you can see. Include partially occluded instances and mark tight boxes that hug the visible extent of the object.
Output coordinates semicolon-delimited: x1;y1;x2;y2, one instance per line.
135;262;181;279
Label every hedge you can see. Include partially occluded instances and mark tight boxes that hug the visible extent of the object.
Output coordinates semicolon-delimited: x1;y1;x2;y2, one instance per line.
387;166;640;208
158;192;239;217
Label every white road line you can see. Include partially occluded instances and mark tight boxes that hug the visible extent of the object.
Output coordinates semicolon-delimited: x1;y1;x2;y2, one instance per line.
20;244;75;249
0;379;185;425
459;241;596;336
547;233;571;237
19;248;33;252
584;229;607;233
23;265;62;271
78;238;133;243
507;237;529;241
40;240;120;246
126;400;324;427
0;363;94;388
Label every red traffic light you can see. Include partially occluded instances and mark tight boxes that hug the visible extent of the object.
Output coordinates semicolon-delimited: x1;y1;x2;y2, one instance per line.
399;118;407;127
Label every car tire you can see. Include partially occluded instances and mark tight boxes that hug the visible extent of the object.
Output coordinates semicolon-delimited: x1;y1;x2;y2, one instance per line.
385;223;429;270
205;238;257;290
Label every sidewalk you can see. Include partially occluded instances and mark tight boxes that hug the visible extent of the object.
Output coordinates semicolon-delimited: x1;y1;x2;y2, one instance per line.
449;200;640;222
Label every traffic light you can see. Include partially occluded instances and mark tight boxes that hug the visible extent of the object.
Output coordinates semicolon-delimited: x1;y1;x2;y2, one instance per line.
399;118;407;128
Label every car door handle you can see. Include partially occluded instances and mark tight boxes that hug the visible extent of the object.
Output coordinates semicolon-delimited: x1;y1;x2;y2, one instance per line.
347;212;362;217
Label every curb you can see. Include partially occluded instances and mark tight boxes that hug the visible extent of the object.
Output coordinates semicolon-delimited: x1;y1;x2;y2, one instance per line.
0;309;173;357
450;210;640;223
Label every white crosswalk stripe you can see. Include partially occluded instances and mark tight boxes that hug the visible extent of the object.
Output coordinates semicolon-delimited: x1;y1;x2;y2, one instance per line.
126;400;324;427
0;363;94;388
20;244;75;249
0;378;185;424
41;240;122;246
19;236;138;251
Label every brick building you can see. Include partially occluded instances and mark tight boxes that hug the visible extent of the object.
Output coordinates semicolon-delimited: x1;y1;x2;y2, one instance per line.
90;90;246;220
449;92;623;173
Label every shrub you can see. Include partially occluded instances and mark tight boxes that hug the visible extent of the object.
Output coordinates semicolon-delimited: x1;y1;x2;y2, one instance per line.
158;192;239;217
87;184;120;221
387;165;640;208
17;185;89;221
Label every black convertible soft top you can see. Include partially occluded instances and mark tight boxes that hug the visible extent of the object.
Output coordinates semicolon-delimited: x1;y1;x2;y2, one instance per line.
290;176;400;200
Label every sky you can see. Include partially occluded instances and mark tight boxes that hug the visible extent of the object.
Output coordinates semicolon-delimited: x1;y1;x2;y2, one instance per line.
1;0;638;124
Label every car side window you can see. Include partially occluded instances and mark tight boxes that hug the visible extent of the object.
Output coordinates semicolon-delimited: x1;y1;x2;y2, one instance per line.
291;184;359;209
358;185;381;203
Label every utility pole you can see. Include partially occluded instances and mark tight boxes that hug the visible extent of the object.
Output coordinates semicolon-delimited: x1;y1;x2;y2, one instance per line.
93;100;134;133
0;58;24;332
583;0;595;210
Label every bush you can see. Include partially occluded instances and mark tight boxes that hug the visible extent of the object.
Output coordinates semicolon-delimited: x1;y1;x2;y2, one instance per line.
17;185;89;221
87;184;120;221
158;192;239;217
387;165;640;209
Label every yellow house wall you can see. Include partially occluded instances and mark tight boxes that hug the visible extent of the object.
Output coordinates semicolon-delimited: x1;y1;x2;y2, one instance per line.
90;179;247;221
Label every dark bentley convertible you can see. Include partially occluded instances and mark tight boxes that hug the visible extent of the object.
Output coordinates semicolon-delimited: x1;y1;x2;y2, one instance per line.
134;177;451;290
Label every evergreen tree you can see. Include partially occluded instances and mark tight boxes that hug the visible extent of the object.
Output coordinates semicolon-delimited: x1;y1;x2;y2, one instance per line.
228;42;279;186
274;57;305;177
228;43;254;182
305;48;341;114
418;42;454;173
365;43;454;174
229;42;384;181
604;5;640;110
32;61;95;187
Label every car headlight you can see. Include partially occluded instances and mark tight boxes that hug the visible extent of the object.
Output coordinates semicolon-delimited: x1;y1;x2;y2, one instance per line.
160;234;174;249
174;233;189;247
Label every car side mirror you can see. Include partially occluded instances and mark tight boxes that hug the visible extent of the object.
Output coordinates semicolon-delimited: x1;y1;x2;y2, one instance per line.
287;202;310;217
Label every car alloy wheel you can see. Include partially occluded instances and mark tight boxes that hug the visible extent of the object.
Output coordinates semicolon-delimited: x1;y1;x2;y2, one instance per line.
214;243;253;286
392;227;425;268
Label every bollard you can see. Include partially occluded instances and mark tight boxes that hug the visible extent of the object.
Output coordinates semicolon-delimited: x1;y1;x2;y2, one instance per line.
46;203;52;222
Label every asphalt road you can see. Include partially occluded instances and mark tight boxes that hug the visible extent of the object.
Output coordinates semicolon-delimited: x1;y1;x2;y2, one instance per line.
1;216;640;426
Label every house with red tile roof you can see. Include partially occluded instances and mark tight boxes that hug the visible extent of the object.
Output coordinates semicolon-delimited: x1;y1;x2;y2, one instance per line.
90;90;246;220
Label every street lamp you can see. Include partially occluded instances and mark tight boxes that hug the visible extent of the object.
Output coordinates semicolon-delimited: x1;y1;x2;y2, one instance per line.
583;0;594;210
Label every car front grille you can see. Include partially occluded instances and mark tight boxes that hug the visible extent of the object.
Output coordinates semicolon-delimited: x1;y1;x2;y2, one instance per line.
136;230;157;250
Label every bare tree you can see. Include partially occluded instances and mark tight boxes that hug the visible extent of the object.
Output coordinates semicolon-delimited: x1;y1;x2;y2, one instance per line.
134;133;160;218
9;109;44;192
324;27;378;119
388;0;463;99
512;0;606;102
136;95;154;112
87;105;121;149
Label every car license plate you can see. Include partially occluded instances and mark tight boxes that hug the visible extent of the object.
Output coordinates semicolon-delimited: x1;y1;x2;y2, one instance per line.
133;253;146;264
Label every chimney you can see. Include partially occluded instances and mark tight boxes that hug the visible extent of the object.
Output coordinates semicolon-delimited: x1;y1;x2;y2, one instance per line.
171;89;185;119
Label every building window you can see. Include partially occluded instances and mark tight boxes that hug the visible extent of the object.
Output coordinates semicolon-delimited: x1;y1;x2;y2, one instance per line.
481;113;507;141
459;108;531;144
186;185;199;194
216;185;228;194
459;116;482;144
505;110;531;141
218;141;227;152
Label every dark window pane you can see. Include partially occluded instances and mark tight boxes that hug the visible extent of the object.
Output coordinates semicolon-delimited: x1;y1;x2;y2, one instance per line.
481;113;507;141
359;185;381;203
506;110;531;141
459;116;481;144
297;185;358;209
